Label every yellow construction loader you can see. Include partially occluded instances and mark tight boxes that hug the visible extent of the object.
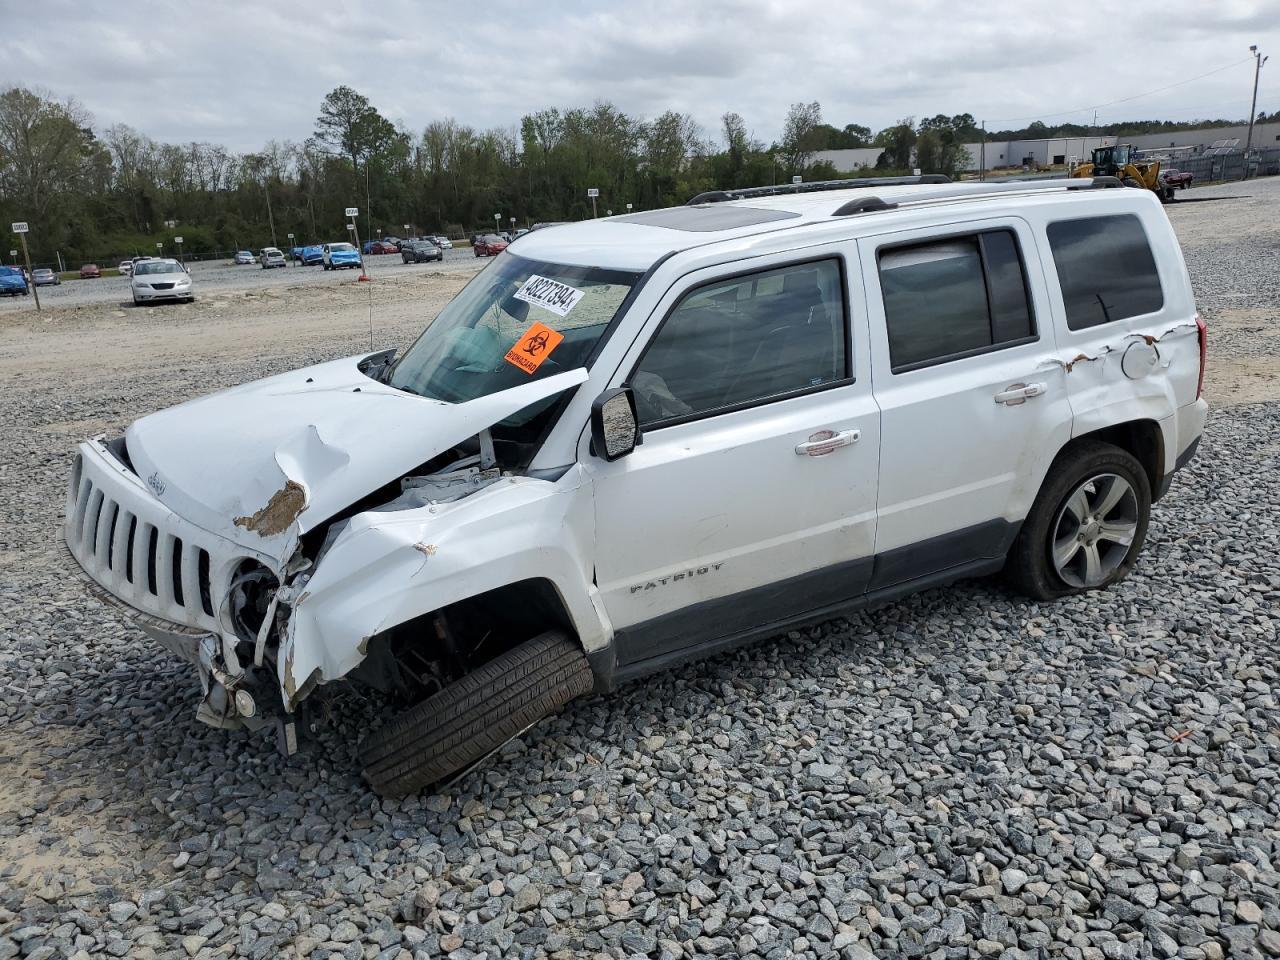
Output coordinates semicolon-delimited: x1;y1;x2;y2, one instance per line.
1071;144;1174;201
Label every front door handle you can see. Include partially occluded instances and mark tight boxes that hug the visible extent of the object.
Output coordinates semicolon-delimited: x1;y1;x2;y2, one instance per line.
795;428;860;457
994;382;1046;405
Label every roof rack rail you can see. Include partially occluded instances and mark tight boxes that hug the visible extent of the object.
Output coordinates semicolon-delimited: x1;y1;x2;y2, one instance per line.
829;176;1125;217
687;174;951;205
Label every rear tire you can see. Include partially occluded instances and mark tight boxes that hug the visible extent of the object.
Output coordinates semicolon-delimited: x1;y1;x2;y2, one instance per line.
360;631;593;797
1006;440;1150;601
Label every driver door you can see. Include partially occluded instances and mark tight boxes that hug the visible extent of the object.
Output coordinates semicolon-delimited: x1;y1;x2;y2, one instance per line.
584;251;880;672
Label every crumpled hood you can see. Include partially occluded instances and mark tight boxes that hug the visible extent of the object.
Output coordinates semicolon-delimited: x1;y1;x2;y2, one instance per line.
124;354;587;564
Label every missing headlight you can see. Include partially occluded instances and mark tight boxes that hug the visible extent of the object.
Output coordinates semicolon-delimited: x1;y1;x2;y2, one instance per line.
229;560;279;645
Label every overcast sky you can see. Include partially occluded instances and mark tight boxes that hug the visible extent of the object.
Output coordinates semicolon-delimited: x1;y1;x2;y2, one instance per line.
2;0;1277;152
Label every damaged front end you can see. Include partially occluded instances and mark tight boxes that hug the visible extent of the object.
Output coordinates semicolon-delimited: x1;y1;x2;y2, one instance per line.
63;355;592;750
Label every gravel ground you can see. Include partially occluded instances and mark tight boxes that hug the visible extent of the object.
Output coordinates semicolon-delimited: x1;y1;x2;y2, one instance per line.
0;247;484;313
1;180;1278;960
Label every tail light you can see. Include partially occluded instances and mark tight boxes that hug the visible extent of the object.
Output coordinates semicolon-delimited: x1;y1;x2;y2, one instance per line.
1195;312;1207;400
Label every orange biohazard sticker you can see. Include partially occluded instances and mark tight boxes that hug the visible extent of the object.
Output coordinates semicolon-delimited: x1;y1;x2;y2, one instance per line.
504;322;564;375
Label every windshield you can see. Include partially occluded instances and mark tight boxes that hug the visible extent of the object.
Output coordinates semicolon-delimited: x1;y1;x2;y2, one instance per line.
330;243;355;253
134;260;182;275
388;253;640;405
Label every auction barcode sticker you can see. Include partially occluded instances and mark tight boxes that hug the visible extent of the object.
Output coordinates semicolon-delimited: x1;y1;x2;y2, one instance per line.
512;275;585;317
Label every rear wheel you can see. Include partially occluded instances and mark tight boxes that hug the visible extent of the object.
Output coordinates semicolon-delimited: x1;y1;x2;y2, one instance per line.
1006;441;1150;600
360;631;593;797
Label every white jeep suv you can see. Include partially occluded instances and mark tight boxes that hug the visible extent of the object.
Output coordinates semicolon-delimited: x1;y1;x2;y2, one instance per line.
64;175;1207;795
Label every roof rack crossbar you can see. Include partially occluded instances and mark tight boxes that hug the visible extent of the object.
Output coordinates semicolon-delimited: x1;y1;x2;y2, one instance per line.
687;174;950;205
828;176;1126;216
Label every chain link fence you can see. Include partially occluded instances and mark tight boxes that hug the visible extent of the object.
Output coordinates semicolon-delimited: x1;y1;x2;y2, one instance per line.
1172;148;1280;184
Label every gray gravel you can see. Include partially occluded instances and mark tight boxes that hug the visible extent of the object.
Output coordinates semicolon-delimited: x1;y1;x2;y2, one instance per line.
1;178;1278;960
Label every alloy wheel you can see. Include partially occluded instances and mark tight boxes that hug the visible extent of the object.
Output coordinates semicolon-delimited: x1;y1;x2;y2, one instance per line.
1051;473;1139;588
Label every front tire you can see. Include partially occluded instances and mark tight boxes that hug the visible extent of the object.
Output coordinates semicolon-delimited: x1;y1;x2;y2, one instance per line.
1006;441;1150;601
360;631;593;797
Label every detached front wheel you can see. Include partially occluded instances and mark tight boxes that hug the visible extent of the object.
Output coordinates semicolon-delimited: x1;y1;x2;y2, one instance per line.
1007;441;1151;600
360;631;594;797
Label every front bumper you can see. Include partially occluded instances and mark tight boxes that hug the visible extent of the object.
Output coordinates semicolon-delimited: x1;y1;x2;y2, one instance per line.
134;286;193;301
64;439;284;733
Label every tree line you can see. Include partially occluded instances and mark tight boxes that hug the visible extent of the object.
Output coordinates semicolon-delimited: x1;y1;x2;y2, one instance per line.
0;84;1262;266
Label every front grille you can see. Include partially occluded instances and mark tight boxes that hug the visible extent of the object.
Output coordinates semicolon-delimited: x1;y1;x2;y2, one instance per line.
66;450;220;630
151;282;175;290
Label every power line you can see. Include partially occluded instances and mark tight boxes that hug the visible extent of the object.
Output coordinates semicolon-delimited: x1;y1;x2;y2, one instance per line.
984;58;1254;126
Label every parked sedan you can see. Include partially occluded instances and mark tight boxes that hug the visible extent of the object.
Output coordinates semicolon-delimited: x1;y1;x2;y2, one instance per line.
79;264;101;279
401;240;444;264
433;236;453;249
118;260;134;277
131;258;194;304
234;250;256;265
32;268;61;286
473;235;508;257
0;266;28;296
300;245;324;266
260;247;287;269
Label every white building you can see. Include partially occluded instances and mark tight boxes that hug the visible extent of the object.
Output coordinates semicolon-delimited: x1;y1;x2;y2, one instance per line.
809;121;1280;175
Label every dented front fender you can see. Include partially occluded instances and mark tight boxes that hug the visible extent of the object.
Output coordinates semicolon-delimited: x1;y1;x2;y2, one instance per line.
277;467;607;708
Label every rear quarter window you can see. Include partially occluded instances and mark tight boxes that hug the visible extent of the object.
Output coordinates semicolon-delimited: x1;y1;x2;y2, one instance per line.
1046;214;1164;330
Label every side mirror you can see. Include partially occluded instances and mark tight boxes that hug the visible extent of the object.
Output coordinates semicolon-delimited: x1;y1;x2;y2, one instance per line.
591;387;640;461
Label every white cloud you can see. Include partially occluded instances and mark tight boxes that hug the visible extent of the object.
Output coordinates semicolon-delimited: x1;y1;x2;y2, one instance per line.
1;0;1276;150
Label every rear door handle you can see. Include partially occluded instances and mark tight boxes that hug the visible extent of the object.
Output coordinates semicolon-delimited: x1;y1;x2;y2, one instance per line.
994;382;1046;405
795;429;860;457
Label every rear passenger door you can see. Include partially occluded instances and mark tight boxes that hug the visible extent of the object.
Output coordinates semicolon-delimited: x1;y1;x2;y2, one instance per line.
587;252;881;670
859;219;1074;589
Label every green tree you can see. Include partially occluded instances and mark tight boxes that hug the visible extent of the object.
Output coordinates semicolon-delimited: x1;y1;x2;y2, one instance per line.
0;87;96;230
780;101;824;174
875;118;917;169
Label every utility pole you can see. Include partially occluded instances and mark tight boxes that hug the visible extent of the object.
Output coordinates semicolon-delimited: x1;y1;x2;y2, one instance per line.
1246;45;1269;155
264;179;278;249
980;121;986;182
364;165;373;238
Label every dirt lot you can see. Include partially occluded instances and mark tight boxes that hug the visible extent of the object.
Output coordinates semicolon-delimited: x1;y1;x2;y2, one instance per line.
0;265;480;384
1;181;1278;960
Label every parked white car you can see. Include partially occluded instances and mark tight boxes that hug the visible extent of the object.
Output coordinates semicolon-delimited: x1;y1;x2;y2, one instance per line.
64;175;1207;795
118;261;134;277
433;236;453;249
130;258;194;304
260;247;287;269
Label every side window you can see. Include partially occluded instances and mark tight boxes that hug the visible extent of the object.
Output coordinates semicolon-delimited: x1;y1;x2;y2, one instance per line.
878;229;1035;373
1046;214;1164;330
630;259;848;426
